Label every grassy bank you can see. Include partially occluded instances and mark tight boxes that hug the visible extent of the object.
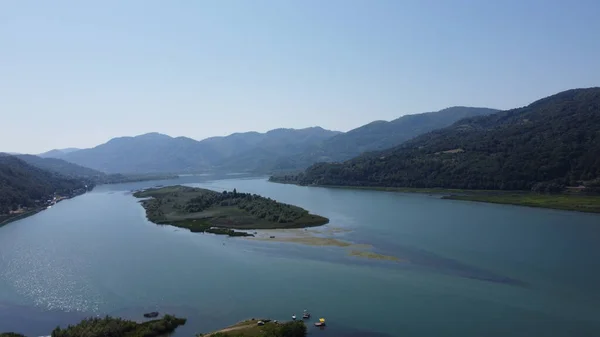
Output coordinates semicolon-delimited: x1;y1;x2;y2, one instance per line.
269;181;600;214
199;319;306;337
134;185;329;236
444;194;600;213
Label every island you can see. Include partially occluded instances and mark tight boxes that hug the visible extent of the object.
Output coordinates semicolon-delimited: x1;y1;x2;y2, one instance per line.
134;186;329;236
1;314;186;337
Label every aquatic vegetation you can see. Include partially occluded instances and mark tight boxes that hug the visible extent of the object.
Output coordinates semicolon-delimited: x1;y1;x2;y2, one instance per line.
49;314;186;337
134;186;329;236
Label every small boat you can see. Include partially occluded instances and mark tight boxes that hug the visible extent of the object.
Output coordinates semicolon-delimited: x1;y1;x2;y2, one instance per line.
143;311;159;318
292;315;296;320
302;310;311;319
314;318;326;327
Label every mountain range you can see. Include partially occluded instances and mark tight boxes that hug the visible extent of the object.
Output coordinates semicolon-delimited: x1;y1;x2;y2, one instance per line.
268;107;499;171
39;107;497;174
271;88;600;192
2;87;599;216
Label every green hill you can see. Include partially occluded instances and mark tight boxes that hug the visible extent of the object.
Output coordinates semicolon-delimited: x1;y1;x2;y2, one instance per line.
0;155;90;215
268;107;499;171
16;154;106;179
272;88;600;192
15;154;174;185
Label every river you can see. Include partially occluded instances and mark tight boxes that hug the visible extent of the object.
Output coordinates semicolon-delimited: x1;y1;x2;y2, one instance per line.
1;176;599;337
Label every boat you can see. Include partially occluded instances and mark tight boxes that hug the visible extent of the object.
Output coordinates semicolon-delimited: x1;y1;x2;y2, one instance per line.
314;318;326;327
302;310;311;319
143;311;159;318
292;315;296;320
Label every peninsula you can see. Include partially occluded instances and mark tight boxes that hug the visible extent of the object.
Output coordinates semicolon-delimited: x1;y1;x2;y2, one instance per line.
134;186;329;236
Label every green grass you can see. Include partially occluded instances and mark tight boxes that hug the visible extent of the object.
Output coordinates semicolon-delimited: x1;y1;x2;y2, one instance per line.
270;181;600;214
207;322;279;337
445;194;600;213
200;320;306;337
135;186;329;236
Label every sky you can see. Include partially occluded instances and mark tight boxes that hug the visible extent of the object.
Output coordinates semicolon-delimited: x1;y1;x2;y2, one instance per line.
1;0;599;154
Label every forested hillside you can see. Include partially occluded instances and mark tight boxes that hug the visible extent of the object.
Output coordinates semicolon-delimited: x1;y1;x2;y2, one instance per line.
0;155;89;214
268;107;498;171
15;154;173;184
271;88;600;192
16;154;106;179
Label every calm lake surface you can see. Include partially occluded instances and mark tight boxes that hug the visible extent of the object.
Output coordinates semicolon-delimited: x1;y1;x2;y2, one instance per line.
1;176;599;337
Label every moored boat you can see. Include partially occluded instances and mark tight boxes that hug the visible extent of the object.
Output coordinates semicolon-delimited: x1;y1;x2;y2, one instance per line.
314;318;326;327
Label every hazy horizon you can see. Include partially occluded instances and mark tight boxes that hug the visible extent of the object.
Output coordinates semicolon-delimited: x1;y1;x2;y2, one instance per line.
2;0;599;153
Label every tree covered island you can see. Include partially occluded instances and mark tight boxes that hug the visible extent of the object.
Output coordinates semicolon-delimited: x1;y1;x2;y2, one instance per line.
134;186;329;236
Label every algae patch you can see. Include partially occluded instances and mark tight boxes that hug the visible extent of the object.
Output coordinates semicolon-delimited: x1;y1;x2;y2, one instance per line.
349;250;402;262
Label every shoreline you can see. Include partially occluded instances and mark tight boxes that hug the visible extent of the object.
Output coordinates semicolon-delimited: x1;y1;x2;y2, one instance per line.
0;208;44;227
200;318;305;337
0;190;90;227
268;180;600;214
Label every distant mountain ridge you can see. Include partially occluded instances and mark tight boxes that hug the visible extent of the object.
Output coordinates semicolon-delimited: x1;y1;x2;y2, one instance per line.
46;127;342;174
14;154;177;185
268;107;499;171
39;148;80;158
271;88;600;191
40;107;501;174
16;154;105;179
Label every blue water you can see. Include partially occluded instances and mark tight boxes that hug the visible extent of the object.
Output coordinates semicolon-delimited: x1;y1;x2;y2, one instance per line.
0;176;599;336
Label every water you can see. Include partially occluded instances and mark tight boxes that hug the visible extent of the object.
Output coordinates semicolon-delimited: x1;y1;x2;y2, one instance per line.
1;176;599;336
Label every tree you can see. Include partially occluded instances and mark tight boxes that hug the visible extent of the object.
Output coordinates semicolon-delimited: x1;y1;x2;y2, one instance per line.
271;88;600;193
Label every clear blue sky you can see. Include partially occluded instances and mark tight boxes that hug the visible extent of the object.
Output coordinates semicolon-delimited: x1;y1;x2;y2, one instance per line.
2;0;599;153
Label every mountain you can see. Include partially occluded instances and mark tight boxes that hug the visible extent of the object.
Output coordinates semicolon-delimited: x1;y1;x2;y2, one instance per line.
15;154;106;179
209;127;343;172
0;155;89;214
54;133;217;174
204;127;342;158
269;107;499;171
55;128;341;174
272;88;600;192
39;148;80;158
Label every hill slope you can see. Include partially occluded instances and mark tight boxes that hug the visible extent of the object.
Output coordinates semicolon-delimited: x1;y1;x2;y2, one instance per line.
16;154;106;179
272;88;600;191
0;155;89;214
269;107;499;171
53;128;341;174
211;127;342;172
38;148;80;158
55;132;216;174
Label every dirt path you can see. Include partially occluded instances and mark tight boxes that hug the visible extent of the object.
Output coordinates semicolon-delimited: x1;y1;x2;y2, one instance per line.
204;324;252;336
